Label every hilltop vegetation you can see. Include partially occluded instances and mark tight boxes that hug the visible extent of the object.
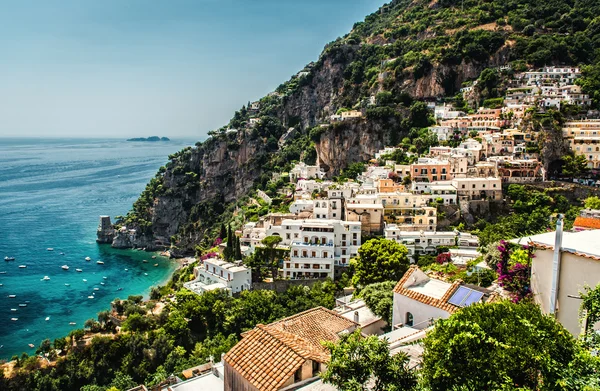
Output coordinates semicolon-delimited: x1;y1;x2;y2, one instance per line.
115;0;600;254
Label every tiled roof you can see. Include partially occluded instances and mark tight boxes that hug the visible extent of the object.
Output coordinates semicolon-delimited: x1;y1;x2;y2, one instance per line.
393;266;460;314
573;217;600;230
223;307;357;391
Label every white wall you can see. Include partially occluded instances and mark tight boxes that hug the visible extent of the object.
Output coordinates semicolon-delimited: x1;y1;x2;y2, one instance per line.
392;292;451;329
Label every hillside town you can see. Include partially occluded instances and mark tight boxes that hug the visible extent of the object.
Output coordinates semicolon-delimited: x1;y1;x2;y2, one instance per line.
105;68;600;391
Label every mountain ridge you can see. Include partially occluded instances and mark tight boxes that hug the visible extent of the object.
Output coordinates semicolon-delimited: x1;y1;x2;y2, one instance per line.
114;0;600;254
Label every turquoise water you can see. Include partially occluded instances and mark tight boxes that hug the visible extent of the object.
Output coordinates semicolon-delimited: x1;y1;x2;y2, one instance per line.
0;138;194;359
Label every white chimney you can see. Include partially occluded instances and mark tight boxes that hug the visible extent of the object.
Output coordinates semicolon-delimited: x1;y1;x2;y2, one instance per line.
550;214;564;316
354;311;359;324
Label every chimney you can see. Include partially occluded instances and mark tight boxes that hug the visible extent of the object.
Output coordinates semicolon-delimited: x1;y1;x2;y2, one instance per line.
354;311;359;324
550;214;564;316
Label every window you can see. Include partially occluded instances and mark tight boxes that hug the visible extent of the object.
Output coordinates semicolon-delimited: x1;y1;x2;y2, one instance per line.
472;184;476;189
325;264;330;269
295;263;299;268
302;250;307;257
353;233;358;239
286;233;290;240
342;234;346;240
323;251;328;258
294;233;299;238
342;249;347;255
311;251;316;258
482;184;485;188
286;263;290;268
406;312;414;327
462;184;465;189
293;250;298;257
493;184;496;188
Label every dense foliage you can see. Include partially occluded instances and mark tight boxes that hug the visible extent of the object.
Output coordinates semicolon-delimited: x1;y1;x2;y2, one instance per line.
351;238;410;289
421;301;593;391
321;329;417;391
1;282;338;391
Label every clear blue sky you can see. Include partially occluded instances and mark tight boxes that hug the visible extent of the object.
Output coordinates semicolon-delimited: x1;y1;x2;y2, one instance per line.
0;0;384;139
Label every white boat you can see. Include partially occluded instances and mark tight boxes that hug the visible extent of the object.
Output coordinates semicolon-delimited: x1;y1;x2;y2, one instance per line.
4;256;15;261
82;279;87;282
124;268;128;271
85;257;91;261
19;304;27;307
144;273;148;276
100;282;105;285
103;276;107;279
45;317;50;321
28;343;34;348
0;271;6;274
18;265;26;268
151;255;156;259
65;283;70;286
142;260;148;263
76;269;82;272
69;322;76;325
61;265;69;270
41;276;50;281
93;287;99;291
97;261;104;265
10;308;17;311
8;294;16;298
0;284;2;286
59;252;65;255
88;295;94;299
153;263;158;267
47;248;54;251
11;318;18;321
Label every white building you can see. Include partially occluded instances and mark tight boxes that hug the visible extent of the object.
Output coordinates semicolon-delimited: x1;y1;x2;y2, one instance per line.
451;177;502;201
269;219;361;279
512;226;600;336
391;266;494;329
185;258;251;295
375;147;399;160
384;226;457;258
289;162;325;182
289;199;314;214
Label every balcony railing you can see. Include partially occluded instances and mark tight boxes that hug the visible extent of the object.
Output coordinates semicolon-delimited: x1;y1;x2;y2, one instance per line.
292;241;334;247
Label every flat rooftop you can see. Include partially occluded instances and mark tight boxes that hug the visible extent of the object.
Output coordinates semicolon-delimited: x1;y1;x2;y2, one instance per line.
407;279;452;300
512;229;600;258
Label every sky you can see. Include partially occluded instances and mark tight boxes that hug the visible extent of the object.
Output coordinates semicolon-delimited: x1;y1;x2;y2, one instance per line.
0;0;384;139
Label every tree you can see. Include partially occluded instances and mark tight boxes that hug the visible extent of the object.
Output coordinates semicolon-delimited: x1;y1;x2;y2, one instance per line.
563;154;589;178
351;238;410;288
421;301;580;391
357;281;395;325
224;224;234;260
234;235;243;260
260;235;283;279
584;196;600;210
321;329;417;391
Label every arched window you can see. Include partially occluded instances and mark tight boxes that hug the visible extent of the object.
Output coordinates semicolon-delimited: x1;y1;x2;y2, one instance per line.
406;312;414;327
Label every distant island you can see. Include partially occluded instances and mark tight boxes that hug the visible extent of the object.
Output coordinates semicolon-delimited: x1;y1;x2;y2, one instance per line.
127;136;170;142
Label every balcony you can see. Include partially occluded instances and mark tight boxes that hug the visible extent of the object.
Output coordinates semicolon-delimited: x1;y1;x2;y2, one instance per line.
292;241;334;247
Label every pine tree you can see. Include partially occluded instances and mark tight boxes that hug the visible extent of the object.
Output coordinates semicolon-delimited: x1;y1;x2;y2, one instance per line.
225;225;233;260
234;235;242;260
219;223;227;240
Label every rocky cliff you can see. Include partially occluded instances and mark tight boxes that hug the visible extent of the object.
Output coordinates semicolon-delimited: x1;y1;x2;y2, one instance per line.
114;0;600;254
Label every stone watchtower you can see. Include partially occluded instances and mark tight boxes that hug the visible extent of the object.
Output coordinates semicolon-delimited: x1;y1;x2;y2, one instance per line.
96;216;114;244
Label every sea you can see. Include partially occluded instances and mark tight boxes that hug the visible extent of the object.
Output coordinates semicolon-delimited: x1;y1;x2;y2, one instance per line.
0;137;195;360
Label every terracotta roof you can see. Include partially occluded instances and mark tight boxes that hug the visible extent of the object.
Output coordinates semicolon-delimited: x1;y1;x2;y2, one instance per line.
393;266;460;314
223;307;357;391
573;216;600;230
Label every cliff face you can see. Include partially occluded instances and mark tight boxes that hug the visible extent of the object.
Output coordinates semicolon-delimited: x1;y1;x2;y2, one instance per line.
115;0;600;253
